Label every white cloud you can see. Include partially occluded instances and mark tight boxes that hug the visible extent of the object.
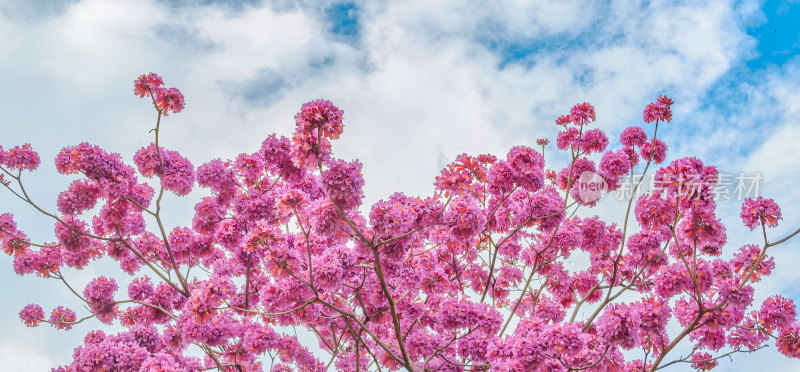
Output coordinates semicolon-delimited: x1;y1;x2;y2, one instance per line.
0;344;54;372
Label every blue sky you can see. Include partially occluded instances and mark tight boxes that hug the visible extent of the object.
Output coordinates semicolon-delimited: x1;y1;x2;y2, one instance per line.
0;0;799;370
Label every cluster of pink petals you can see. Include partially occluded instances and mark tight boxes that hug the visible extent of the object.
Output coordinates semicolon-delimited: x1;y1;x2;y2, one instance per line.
134;73;164;98
487;160;515;195
434;153;494;197
759;295;797;331
599;149;632;189
643;95;674;123
777;322;800;358
731;244;774;281
570;102;597;125
620;126;648;147
134;73;185;115
57;179;101;215
580;129;609;154
53;327;202;371
295;99;344;140
133;143;195;196
506;146;545;191
555;102;597;127
54;215;95;254
290;99;343;167
0;143;40;171
49;306;77;330
741;196;782;229
19;304;44;327
83;276;118;324
3;88;799;371
442;194;486;241
555;128;609;155
640;138;667;164
321;158;364;210
1;213;29;255
154;87;185;115
690;352;717;370
260;134;306;184
55;142;142;199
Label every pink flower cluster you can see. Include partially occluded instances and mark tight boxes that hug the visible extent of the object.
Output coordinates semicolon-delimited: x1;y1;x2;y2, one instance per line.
134;73;185;115
2;84;798;371
741;196;782;230
0;143;40;171
291;99;343;167
83;276;119;324
643;95;673;123
321;158;364;210
133;143;196;196
555;102;596;126
49;306;77;330
19;304;44;327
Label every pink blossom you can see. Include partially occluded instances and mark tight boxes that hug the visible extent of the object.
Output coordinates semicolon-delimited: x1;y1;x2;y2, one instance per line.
597;304;641;349
321;158;364;210
1;143;40;171
261;134;306;183
623;145;640;167
234;187;276;224
654;263;693;298
434;162;474;196
643;95;673;123
634;192;675;230
640;138;667;164
600;148;632;189
54;215;94;254
759;295;796;331
634;296;671;336
370;193;420;237
133;143;195;196
777;322;800;358
19;304;44;327
196;159;238;194
295;99;344;140
506;146;545;192
192;196;226;234
4;87;800;371
570;102;596;126
555;114;571;126
290;100;343;168
556;127;581;150
556;156;595;191
134;73;164;98
627;229;663;262
49;306;77;330
620;126;648;147
487;160;515;195
579;128;609;154
154;87;185;115
690;352;717;370
442;194;485;242
83;276;118;324
234;152;265;185
741;197;782;230
55;142;138;198
57;179;101;215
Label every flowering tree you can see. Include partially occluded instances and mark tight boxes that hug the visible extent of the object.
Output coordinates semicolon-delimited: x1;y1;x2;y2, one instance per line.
1;74;799;372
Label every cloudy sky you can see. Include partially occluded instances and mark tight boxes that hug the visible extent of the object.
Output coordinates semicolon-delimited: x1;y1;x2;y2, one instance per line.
0;0;799;370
